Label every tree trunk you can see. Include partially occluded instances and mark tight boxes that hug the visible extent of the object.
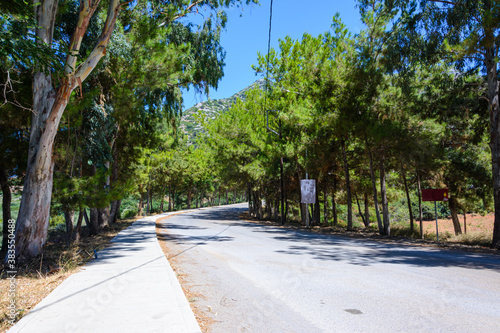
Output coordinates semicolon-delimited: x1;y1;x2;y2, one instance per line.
138;190;143;215
160;185;165;212
300;203;306;225
402;169;415;233
448;196;463;235
0;166;12;254
266;199;272;219
323;190;328;225
273;199;279;221
110;200;121;223
356;194;368;227
341;139;353;231
368;146;383;234
73;210;84;243
486;44;500;249
285;197;290;221
225;190;229;205
13;0;122;263
253;191;259;219
89;208;99;236
98;208;110;229
417;171;424;239
150;188;154;212
314;183;320;224
83;209;90;229
247;184;252;215
463;210;467;234
364;192;370;227
146;185;150;215
380;156;390;236
187;184;192;209
332;179;338;226
172;187;176;211
63;210;74;247
168;184;172;212
258;191;263;219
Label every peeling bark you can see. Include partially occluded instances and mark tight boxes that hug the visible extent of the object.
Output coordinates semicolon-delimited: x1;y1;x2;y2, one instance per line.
0;166;11;254
13;0;122;263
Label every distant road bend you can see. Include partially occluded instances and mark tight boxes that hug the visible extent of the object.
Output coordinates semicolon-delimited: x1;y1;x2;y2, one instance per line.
157;203;500;333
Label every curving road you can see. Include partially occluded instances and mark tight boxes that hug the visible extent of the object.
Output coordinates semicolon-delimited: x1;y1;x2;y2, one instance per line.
158;203;500;333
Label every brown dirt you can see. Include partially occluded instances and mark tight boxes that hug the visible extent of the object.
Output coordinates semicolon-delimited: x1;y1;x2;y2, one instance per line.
156;215;214;333
421;213;494;235
0;218;136;333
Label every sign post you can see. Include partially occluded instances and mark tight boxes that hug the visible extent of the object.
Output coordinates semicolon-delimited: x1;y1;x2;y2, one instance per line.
421;189;449;242
300;179;316;228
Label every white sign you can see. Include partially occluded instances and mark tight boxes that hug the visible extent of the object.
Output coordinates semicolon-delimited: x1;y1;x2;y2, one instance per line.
301;179;316;204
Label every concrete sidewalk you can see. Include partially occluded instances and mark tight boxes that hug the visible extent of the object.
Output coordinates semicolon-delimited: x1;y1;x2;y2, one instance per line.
9;212;201;333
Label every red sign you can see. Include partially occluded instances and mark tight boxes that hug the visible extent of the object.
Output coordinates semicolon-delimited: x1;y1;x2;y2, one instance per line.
422;189;449;202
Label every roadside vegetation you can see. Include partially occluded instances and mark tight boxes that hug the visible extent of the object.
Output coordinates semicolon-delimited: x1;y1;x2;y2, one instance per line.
1;1;500;322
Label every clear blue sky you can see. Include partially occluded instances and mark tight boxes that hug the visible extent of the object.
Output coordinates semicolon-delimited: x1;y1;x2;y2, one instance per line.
182;0;363;110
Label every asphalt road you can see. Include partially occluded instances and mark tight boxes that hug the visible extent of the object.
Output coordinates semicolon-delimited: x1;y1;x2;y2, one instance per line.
158;203;500;333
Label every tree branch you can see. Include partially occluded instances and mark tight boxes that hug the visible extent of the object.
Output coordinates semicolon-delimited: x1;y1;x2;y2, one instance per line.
72;0;121;89
65;0;101;76
1;69;33;112
164;0;204;24
428;0;457;5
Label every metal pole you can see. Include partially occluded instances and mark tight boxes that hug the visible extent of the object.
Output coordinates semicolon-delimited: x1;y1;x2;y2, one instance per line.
435;201;439;242
305;148;309;228
279;119;285;225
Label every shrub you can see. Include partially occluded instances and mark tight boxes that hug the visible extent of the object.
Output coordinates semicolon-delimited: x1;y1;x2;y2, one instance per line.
49;215;65;228
448;232;493;247
122;208;137;219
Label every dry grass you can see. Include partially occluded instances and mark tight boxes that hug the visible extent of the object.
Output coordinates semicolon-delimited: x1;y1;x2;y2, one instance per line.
0;218;136;332
447;232;493;247
156;215;214;333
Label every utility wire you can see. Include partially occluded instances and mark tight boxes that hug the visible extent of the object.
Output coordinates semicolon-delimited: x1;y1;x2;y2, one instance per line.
264;0;273;113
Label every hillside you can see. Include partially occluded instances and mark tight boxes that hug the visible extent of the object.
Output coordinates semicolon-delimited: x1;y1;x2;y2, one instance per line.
180;79;265;142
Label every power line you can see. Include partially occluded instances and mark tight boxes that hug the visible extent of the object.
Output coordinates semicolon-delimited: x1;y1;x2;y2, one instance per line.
264;0;273;111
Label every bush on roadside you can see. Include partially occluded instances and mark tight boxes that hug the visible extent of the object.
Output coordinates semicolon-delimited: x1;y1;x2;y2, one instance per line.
122;208;137;219
448;232;493;247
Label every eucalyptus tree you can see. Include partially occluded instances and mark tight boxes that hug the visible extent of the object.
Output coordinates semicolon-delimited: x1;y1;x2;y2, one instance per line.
11;0;259;262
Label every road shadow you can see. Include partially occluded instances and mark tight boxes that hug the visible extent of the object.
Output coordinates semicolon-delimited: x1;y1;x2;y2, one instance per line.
157;232;234;246
256;226;500;271
185;206;248;222
156;223;208;231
